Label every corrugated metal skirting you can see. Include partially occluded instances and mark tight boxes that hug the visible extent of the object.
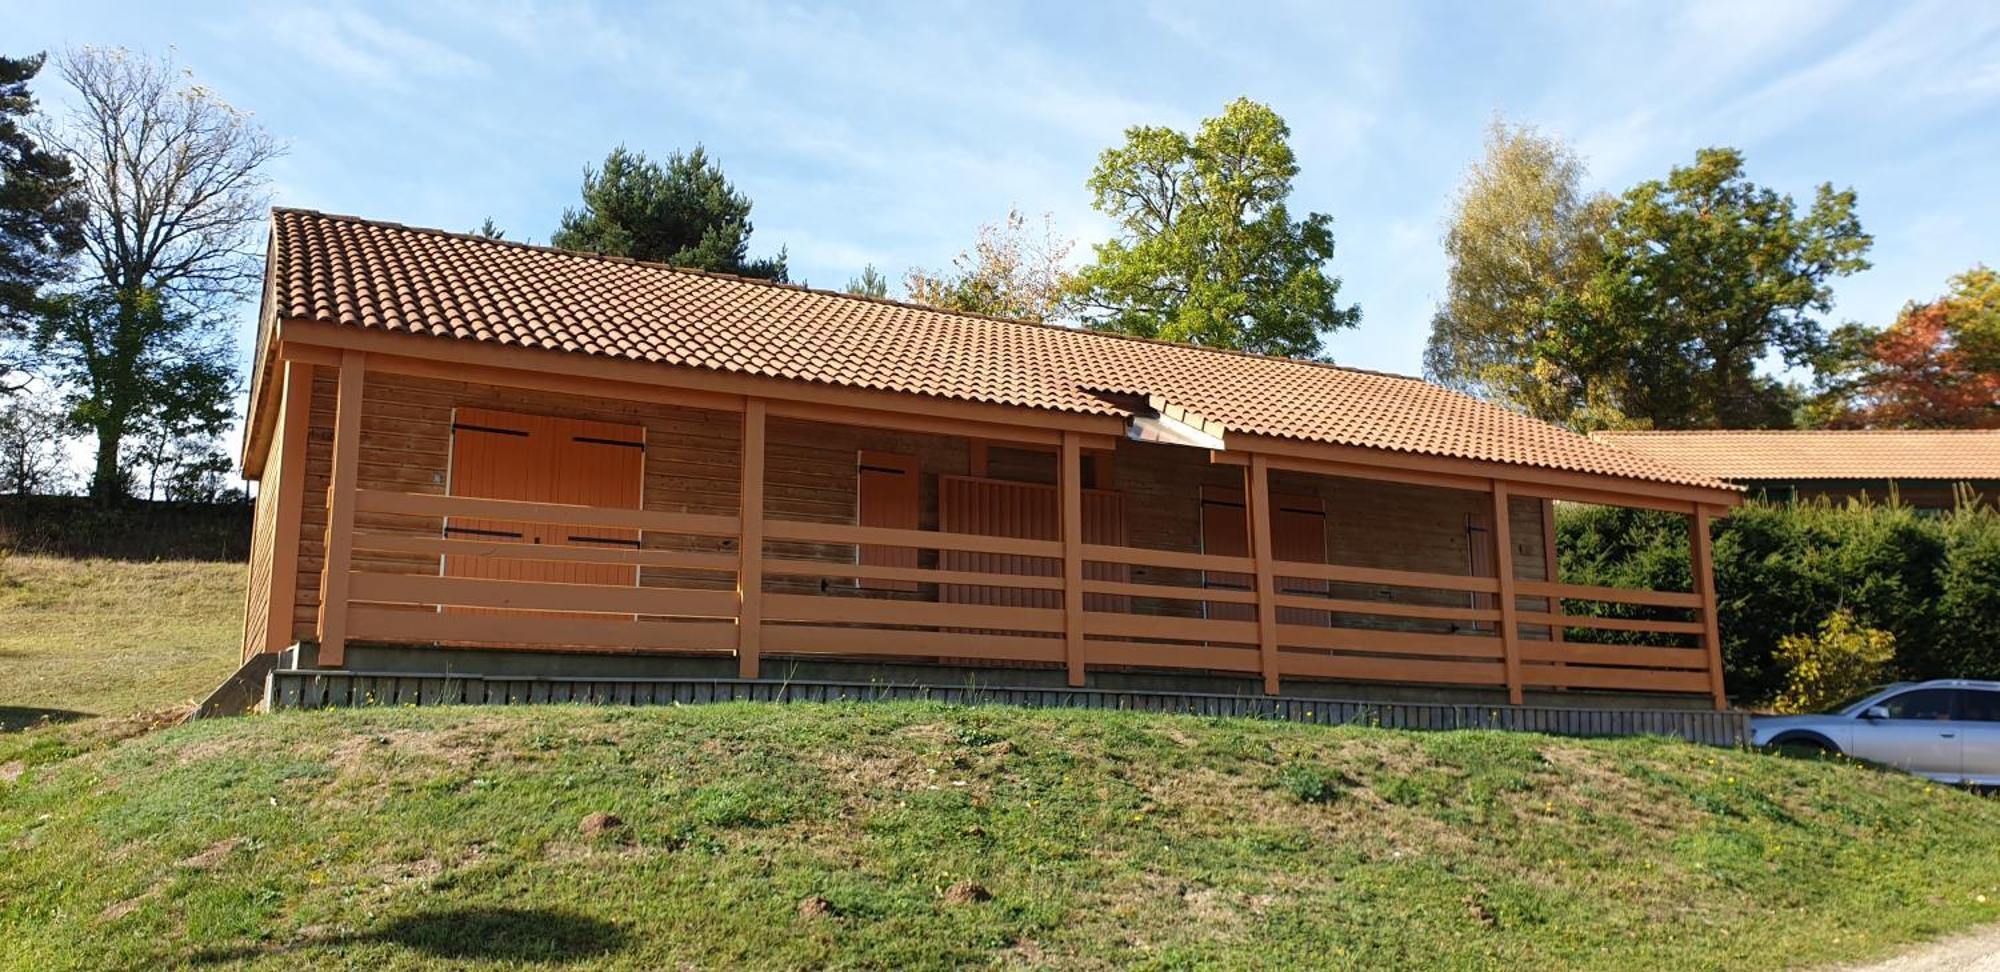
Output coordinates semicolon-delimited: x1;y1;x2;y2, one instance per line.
265;669;1750;746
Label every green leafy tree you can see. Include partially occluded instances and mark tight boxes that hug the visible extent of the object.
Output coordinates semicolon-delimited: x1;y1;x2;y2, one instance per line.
1595;148;1871;429
1069;98;1359;358
905;207;1072;321
1427;137;1870;430
0;52;86;385
552;145;786;281
38;48;273;497
34;288;235;501
844;264;888;299
1424;121;1617;425
472;217;505;240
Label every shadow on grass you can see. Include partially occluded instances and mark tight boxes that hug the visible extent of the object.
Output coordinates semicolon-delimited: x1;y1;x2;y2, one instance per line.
193;907;628;965
0;706;92;732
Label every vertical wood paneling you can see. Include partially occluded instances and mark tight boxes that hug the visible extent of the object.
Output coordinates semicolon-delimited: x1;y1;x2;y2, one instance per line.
857;450;920;590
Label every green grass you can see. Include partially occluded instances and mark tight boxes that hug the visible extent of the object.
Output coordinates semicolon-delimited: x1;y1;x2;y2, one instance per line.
0;554;242;730
3;703;1997;970
2;558;1995;968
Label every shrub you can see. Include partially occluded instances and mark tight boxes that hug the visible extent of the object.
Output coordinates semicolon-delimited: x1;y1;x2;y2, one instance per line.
1275;764;1345;804
1770;609;1897;714
1559;495;2000;706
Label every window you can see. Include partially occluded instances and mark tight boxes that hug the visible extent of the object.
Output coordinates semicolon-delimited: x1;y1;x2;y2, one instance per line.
1879;689;1955;721
857;451;920;591
1959;690;2000;724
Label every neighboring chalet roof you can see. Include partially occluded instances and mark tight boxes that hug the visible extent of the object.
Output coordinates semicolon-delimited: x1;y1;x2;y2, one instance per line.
1592;430;2000;483
265;208;1733;491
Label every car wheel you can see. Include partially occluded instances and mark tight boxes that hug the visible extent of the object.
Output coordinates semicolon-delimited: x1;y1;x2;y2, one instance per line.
1766;733;1836;759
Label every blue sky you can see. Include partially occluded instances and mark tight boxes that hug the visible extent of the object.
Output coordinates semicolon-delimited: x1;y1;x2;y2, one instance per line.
11;0;2000;380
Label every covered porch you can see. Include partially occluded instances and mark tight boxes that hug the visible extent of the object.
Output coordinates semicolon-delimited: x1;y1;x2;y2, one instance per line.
243;324;1737;711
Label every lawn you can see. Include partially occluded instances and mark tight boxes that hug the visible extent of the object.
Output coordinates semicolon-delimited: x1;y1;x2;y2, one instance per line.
0;554;243;730
3;702;1998;970
3;557;1997;969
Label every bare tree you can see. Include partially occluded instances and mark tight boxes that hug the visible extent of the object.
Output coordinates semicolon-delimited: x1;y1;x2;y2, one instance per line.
32;48;275;498
0;386;75;496
45;47;279;303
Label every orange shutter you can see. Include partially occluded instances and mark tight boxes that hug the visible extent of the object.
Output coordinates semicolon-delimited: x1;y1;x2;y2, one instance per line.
444;407;644;617
857;451;920;590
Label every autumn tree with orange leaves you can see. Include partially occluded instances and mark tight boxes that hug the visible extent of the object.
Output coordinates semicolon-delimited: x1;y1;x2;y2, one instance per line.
1818;266;2000;428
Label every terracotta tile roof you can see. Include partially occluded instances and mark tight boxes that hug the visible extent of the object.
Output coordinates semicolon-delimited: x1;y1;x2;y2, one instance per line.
1592;430;2000;482
268;208;1734;491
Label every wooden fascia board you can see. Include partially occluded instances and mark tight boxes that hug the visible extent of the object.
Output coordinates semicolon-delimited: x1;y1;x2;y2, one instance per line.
276;318;1127;444
237;234;287;480
1219;433;1744;511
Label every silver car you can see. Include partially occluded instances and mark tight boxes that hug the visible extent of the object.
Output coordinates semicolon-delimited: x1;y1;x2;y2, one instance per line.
1751;679;2000;786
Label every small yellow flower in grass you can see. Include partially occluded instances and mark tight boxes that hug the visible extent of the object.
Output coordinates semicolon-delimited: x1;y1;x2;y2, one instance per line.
1977;894;1988;904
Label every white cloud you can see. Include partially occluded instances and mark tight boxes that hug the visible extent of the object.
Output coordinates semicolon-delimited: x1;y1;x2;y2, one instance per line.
255;6;488;88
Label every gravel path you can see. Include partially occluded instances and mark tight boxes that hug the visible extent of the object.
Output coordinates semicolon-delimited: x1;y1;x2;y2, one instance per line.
1830;925;2000;972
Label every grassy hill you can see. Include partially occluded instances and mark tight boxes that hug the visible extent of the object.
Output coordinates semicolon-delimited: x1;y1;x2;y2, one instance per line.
2;556;1997;969
3;702;1999;971
0;554;242;730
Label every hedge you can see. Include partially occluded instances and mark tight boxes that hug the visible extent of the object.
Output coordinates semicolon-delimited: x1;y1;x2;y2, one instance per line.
1557;497;2000;704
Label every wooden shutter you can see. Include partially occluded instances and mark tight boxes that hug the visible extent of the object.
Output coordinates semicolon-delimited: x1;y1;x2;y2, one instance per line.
1201;486;1326;625
1466;512;1496;621
444;407;644;617
857;451;920;591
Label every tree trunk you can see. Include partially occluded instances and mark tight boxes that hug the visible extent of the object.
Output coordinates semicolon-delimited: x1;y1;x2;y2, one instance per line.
89;424;123;503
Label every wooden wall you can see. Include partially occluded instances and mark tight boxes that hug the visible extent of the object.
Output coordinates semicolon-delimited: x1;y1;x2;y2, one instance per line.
275;368;1557;644
238;427;283;658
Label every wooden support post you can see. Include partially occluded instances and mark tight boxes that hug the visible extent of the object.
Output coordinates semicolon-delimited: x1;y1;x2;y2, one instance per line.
1249;455;1281;695
316;351;366;667
737;399;767;679
263;359;314;655
1539;498;1563;644
1539;496;1566;687
1491;481;1523;704
1059;432;1087;686
968;440;989;478
1691;505;1728;711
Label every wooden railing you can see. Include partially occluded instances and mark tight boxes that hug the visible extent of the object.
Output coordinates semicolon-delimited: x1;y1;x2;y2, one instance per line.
320;489;1722;703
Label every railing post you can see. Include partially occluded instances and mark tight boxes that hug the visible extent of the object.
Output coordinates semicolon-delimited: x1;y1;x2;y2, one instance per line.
1691;504;1728;711
316;350;365;667
264;358;315;657
1539;496;1565;685
1060;432;1086;687
737;399;767;679
1491;481;1523;704
1249;455;1280;695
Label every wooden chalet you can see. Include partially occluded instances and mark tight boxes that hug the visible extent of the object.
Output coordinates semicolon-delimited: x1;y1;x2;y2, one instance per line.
237;209;1744;713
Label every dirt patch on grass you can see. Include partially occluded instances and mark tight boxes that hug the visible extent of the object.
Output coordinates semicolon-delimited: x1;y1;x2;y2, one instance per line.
177;837;246;870
327;727;489;776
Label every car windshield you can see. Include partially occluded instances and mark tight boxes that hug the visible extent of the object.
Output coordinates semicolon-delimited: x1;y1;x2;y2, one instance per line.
1827;685;1896;715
